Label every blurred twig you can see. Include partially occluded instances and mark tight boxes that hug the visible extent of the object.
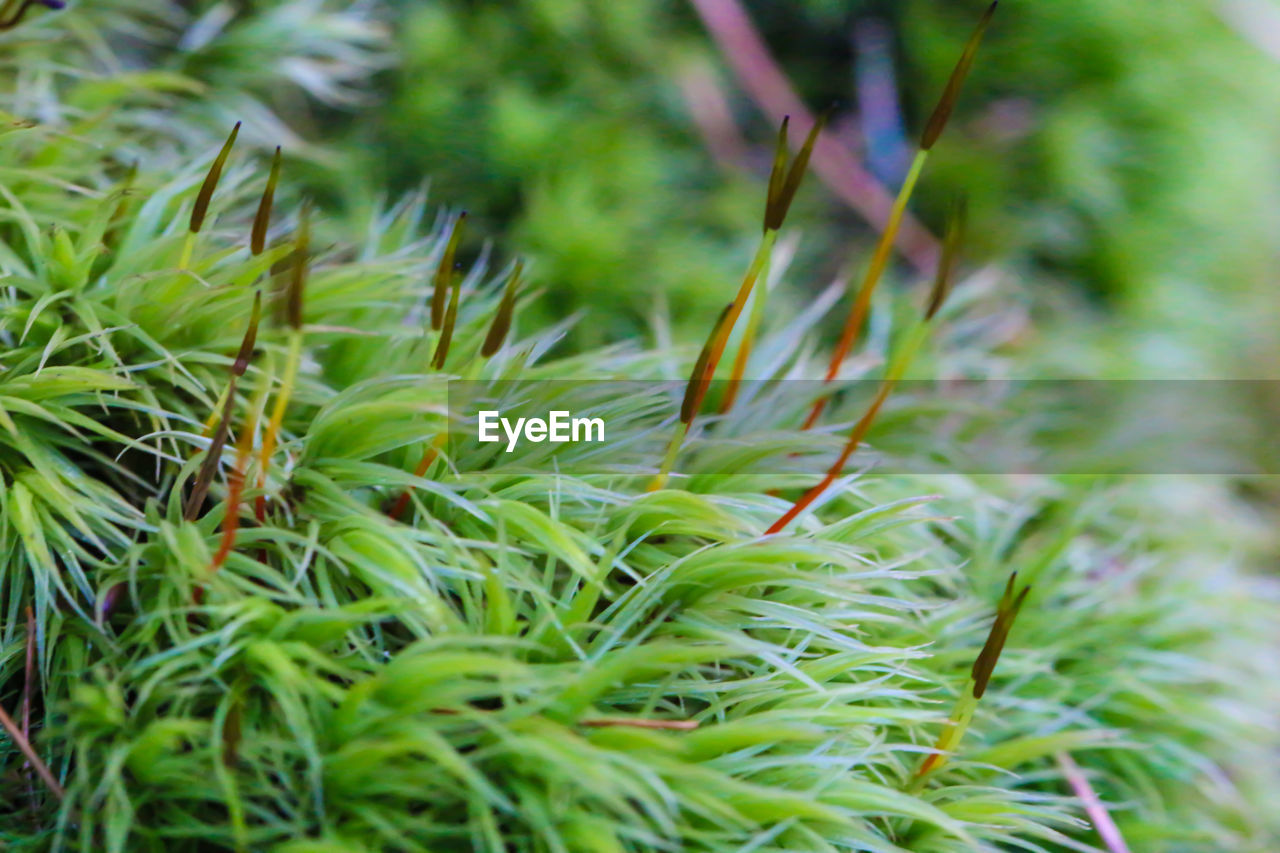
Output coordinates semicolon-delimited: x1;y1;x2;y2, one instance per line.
0;702;63;801
676;59;749;168
1057;750;1132;853
687;0;939;274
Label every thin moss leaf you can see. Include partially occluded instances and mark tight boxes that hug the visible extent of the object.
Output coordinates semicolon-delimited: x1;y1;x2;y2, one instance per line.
101;161;138;258
1;11;1274;849
920;2;998;151
190;121;241;234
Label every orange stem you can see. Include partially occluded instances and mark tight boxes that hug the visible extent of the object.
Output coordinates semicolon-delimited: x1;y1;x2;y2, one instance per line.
767;379;894;534
389;438;442;521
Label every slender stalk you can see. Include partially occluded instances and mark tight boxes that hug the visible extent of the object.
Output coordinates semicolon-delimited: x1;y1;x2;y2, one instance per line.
648;421;690;492
714;233;775;412
686;0;940;273
907;572;1029;791
767;319;927;533
802;3;996;431
703;232;775;386
257;204;309;515
720;241;775;411
197;396;261;604
182;121;240;270
201;383;232;437
802;149;927;429
770;197;966;533
253;352;276;524
648;302;732;491
649;115;823;486
178;232;196;271
187;293;262;520
188;378;239;519
0;703;63;801
908;687;978;791
258;328;302;498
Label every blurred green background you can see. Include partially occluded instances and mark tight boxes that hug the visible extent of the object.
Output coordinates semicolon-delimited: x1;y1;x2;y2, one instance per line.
313;0;1280;374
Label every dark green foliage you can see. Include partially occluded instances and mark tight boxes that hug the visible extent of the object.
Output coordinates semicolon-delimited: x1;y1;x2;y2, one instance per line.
370;0;774;343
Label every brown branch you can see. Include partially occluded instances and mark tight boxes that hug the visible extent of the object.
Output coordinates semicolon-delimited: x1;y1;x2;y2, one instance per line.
0;702;64;801
687;0;939;274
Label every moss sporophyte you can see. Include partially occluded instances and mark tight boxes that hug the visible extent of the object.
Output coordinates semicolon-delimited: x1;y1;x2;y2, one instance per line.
0;0;62;29
477;411;606;453
802;1;996;430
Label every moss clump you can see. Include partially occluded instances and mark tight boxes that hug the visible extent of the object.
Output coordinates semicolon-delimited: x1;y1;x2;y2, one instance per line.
0;3;1277;852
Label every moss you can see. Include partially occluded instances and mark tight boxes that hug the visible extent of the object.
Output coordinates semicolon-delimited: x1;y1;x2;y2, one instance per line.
0;3;1275;851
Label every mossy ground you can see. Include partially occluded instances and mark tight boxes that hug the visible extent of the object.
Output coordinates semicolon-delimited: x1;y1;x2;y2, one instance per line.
0;2;1277;851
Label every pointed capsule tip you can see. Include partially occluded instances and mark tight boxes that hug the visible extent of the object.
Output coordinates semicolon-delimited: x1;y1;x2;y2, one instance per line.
232;291;263;377
251;146;283;256
920;3;997;151
763;118;792;231
190;121;242;234
481;260;524;359
763;110;827;232
970;572;1029;698
431;213;467;330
